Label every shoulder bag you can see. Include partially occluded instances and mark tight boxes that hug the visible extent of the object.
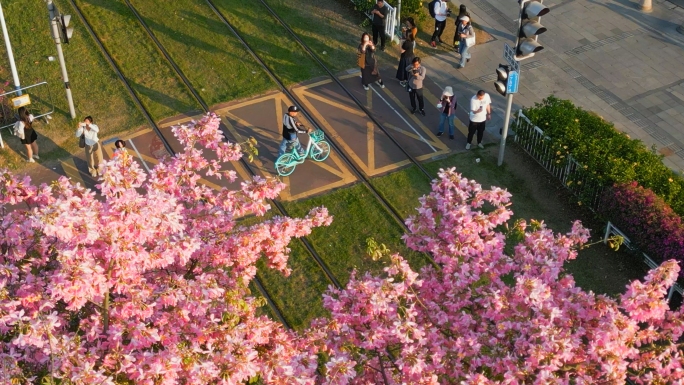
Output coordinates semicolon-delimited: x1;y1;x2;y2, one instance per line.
79;133;86;148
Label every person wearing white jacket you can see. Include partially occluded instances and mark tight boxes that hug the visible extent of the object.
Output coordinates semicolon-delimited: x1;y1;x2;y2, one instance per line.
75;116;103;177
13;107;39;162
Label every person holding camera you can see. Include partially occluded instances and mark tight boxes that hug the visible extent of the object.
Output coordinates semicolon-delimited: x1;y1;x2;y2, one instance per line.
405;57;426;116
278;106;313;158
466;90;492;149
370;0;388;51
75;116;103;177
358;32;385;91
436;86;457;139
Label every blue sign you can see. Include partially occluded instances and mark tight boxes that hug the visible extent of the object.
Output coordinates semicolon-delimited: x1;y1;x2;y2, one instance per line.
506;71;519;94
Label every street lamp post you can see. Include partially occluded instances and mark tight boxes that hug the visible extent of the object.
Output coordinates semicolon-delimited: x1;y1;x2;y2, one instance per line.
47;0;76;119
0;1;21;95
640;0;652;12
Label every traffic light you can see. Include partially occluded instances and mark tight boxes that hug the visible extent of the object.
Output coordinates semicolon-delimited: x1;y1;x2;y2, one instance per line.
494;64;510;96
514;0;549;60
59;14;73;44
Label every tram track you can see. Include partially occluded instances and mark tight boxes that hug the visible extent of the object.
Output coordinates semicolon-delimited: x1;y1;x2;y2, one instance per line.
202;0;438;253
67;0;296;329
69;0;441;329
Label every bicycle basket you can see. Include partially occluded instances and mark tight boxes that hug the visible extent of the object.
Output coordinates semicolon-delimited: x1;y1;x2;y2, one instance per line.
310;129;325;141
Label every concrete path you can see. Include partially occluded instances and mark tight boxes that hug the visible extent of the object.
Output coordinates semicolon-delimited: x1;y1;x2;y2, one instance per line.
423;0;684;171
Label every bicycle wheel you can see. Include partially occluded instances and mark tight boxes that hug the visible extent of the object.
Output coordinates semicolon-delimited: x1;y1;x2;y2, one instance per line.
310;140;331;162
275;154;296;176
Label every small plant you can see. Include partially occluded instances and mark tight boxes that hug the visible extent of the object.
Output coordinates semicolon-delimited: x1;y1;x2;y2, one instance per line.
600;182;684;278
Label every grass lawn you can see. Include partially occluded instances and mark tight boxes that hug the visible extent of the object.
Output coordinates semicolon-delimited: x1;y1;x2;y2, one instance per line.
256;240;331;330
372;145;646;297
0;0;146;170
73;0;201;121
238;212;331;330
211;0;327;86
283;183;431;285
129;0;274;107
262;0;371;72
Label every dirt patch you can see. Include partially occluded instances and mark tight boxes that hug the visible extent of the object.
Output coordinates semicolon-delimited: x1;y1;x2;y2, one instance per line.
497;145;646;297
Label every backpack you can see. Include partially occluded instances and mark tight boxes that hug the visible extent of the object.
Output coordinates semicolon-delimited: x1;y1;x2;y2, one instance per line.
428;0;439;18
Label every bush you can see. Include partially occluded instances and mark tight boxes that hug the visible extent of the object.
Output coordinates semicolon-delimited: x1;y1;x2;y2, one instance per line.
523;96;684;215
599;182;684;278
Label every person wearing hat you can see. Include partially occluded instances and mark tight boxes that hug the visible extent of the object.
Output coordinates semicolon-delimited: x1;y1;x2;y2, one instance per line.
278;106;312;158
456;15;475;68
436;86;457;139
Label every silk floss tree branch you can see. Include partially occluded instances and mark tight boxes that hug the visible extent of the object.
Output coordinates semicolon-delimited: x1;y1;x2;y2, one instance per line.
2;113;684;384
0;113;330;385
315;168;684;384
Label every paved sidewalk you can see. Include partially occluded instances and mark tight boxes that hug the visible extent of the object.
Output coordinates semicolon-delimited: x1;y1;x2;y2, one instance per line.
422;0;684;171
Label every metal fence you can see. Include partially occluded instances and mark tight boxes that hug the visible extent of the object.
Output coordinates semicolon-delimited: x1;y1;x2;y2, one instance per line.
513;110;605;210
604;221;683;301
359;2;398;39
513;109;683;308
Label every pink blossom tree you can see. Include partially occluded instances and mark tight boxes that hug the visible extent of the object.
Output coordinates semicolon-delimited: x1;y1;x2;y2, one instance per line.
0;113;330;385
3;113;683;384
314;169;684;384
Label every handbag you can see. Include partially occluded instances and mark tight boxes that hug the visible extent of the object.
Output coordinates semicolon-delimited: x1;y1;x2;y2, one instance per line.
465;35;476;47
79;133;86;149
357;51;365;69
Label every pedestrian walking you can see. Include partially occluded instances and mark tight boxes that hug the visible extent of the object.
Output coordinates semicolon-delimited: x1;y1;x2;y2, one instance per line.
405;57;426;116
456;15;475;68
436;86;457;139
430;0;449;48
466;90;492;149
278;106;312;158
76;116;104;177
396;31;415;86
452;5;470;51
370;0;388;51
12;106;39;163
358;33;385;91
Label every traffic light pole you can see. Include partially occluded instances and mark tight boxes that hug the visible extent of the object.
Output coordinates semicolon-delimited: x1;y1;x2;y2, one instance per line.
47;0;76;119
497;93;515;166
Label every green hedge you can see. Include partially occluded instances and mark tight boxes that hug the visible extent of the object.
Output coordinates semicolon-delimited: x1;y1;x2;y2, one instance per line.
522;96;684;215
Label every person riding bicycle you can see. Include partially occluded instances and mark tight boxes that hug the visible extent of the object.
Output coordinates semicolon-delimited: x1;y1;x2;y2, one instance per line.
278;105;313;158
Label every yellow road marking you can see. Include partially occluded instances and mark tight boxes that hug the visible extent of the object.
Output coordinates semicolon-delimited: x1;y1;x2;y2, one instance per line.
296;94;371;175
367;122;375;173
378;87;449;151
213;93;282;111
295;89;366;118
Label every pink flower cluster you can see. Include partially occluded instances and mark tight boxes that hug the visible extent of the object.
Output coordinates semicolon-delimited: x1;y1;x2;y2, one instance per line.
2;121;683;384
0;113;329;385
601;181;684;277
316;169;684;384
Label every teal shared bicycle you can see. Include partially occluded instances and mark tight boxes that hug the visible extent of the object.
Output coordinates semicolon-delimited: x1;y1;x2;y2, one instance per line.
275;129;331;176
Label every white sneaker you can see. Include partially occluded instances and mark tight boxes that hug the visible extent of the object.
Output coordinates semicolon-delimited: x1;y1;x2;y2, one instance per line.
363;85;369;91
33;154;40;160
478;143;484;149
465;143;471;150
27;158;35;163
